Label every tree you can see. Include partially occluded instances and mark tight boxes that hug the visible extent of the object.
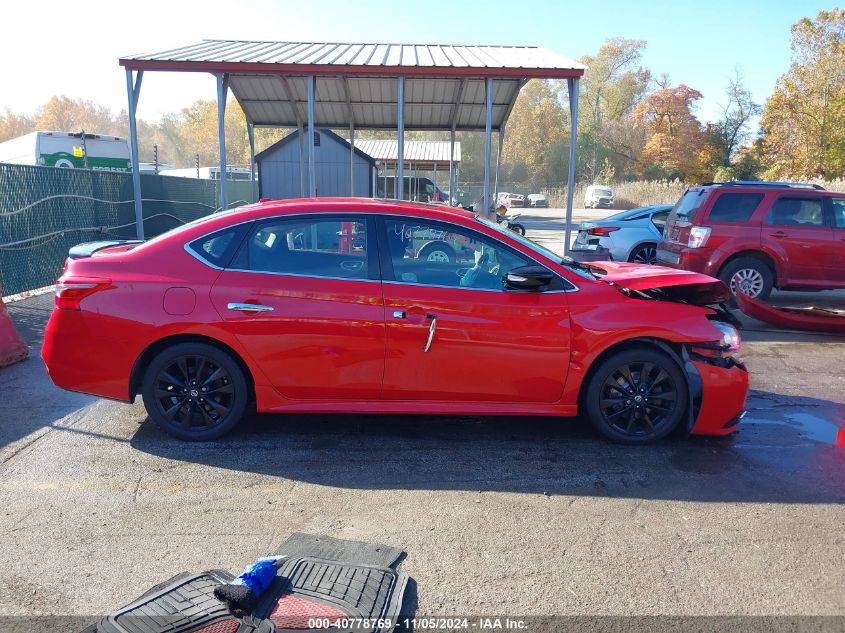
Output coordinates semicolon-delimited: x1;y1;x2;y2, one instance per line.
578;38;651;181
714;70;762;167
633;83;709;180
0;109;36;142
760;9;845;179
35;96;123;136
500;79;567;187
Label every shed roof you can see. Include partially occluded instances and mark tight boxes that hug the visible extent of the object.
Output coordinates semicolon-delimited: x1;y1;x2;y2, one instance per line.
352;139;461;165
119;40;585;132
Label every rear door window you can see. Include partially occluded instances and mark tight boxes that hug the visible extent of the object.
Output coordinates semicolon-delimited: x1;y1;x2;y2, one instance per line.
707;193;764;223
765;197;825;227
832;199;845;228
233;217;372;279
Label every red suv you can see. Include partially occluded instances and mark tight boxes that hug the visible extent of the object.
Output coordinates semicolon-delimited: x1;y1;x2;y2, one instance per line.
657;181;845;300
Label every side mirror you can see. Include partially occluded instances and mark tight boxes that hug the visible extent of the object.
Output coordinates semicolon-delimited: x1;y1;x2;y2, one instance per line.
504;265;554;291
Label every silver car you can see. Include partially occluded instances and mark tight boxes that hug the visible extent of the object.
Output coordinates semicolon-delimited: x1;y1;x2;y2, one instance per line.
569;205;673;264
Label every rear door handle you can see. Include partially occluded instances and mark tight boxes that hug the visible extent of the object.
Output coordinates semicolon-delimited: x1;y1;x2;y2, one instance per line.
771;231;787;238
227;303;274;312
423;314;437;353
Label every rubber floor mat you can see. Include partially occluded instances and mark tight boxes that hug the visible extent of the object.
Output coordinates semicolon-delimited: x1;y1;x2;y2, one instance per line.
250;556;407;633
273;533;403;569
96;570;245;633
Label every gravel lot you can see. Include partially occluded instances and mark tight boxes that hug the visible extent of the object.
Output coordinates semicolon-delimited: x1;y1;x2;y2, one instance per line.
0;210;842;627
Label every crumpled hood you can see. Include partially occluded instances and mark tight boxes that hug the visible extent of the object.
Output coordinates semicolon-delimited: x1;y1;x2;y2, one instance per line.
585;261;731;305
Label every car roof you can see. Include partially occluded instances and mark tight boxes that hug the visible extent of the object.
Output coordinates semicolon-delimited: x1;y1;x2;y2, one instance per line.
689;182;832;196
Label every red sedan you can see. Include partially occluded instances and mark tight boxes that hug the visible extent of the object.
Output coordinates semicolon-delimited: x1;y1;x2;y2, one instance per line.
42;199;748;444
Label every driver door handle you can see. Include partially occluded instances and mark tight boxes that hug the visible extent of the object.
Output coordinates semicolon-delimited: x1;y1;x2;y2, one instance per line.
423;314;437;353
228;303;274;312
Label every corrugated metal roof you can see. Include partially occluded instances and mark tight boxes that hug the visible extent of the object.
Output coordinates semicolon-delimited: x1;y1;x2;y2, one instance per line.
120;40;585;132
352;139;461;164
120;40;586;77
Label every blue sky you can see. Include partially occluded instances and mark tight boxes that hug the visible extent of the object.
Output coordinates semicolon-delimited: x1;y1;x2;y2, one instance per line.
0;0;830;126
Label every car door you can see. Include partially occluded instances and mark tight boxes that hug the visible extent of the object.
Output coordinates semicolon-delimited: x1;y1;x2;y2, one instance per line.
830;197;845;284
210;215;385;400
378;215;571;403
762;196;834;286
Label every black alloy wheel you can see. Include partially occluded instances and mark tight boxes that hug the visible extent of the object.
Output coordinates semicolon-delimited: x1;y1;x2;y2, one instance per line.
629;243;658;265
142;342;248;440
585;348;688;444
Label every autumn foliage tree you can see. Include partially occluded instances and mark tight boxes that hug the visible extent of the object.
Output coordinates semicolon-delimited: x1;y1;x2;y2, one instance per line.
760;8;845;179
634;82;709;180
500;79;567;186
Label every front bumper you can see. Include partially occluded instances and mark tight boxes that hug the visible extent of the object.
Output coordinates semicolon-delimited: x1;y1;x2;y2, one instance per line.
688;357;749;436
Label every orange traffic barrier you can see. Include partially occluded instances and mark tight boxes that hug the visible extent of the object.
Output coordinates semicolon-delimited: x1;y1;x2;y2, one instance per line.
0;282;28;368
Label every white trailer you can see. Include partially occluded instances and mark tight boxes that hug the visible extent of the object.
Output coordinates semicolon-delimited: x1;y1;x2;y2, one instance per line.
0;131;131;172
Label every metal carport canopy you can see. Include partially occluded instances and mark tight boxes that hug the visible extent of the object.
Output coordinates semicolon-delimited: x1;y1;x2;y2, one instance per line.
119;40;586;249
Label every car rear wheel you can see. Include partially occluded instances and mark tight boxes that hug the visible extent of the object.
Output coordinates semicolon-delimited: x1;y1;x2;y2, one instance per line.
585;348;688;444
629;243;658;265
419;242;455;263
719;257;774;302
142;342;248;441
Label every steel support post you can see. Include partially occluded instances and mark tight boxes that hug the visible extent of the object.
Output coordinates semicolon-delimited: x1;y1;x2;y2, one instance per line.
307;76;316;197
397;77;405;200
565;78;580;255
216;73;229;211
125;69;144;239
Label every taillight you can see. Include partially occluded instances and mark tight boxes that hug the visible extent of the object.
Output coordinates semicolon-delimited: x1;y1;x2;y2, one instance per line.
55;277;111;310
688;226;712;248
587;227;619;236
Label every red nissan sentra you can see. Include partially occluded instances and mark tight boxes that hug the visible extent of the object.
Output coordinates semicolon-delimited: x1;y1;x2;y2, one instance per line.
42;199;748;444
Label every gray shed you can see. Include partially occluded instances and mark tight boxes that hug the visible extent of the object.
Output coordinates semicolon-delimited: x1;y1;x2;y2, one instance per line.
256;128;374;200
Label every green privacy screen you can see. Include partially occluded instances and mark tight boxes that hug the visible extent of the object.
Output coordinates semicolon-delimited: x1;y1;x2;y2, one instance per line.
0;163;255;296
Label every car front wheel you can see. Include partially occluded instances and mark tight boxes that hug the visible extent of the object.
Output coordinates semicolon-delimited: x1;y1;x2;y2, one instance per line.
141;342;248;441
584;348;688;444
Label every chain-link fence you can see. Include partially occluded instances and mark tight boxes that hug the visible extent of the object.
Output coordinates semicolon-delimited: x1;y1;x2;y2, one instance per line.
0;164;255;296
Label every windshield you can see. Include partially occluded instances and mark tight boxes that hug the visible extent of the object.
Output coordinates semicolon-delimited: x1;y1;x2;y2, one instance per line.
477;216;560;261
477;216;599;279
592;188;612;197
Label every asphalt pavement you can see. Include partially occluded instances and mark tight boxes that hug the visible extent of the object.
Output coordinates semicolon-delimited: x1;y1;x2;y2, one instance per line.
0;217;843;625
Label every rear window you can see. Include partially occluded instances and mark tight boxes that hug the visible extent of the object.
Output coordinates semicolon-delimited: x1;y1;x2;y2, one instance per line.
187;225;248;268
707;193;764;223
669;190;706;223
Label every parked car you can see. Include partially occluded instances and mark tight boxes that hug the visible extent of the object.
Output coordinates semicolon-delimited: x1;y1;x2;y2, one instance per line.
584;184;614;209
498;192;525;208
570;205;673;264
657;181;845;300
43;199;748;445
527;193;548;208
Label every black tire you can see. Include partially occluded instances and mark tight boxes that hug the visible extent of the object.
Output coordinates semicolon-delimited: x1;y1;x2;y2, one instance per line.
584;348;688;445
510;223;526;236
628;243;658;265
141;342;248;441
718;256;774;303
418;241;455;263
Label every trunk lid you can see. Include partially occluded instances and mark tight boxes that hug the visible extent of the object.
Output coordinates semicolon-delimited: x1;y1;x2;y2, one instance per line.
68;240;143;259
585;261;731;305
